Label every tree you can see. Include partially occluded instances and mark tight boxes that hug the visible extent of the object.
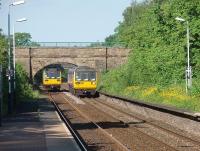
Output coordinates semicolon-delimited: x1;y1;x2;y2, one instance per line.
105;34;117;46
15;32;32;47
15;32;40;47
102;0;200;88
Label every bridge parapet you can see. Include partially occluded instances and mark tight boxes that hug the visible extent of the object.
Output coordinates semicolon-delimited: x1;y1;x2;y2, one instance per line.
17;42;127;48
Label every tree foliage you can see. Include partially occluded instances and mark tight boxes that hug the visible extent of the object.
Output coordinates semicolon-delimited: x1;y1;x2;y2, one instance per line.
0;29;9;113
15;64;36;99
0;29;7;66
15;32;40;47
104;0;200;87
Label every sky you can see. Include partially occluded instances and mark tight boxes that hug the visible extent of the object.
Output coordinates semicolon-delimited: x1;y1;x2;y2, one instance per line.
0;0;136;42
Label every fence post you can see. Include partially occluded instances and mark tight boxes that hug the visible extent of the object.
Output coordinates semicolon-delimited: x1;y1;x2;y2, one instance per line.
106;47;108;72
29;47;33;84
0;65;2;126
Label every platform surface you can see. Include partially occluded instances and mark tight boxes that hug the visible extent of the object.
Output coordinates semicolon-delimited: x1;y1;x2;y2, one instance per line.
0;98;81;151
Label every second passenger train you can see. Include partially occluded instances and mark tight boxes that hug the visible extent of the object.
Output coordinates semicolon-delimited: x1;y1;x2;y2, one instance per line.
68;66;97;96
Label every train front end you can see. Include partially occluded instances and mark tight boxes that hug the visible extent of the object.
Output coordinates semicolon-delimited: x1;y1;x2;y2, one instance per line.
43;67;61;90
68;66;97;96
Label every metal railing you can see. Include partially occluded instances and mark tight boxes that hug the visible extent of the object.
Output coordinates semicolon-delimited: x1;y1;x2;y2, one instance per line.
17;42;128;48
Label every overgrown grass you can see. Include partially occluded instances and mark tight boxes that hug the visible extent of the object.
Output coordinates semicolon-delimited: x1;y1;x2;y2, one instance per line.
98;71;200;112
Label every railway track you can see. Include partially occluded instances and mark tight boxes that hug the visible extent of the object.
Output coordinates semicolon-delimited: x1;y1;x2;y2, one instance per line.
81;98;181;151
61;92;181;151
93;97;200;146
82;96;200;151
49;92;88;151
49;92;131;151
49;91;200;151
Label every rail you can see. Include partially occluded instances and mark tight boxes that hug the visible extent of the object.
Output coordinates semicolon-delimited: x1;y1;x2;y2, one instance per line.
49;93;88;151
61;93;131;151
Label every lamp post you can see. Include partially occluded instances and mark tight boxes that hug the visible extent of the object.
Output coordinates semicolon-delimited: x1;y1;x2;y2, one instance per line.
13;18;27;106
8;0;25;114
0;65;2;126
175;17;191;94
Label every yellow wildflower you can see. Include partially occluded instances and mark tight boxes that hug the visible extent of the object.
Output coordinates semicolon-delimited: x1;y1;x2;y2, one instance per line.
142;87;157;96
160;87;191;101
124;85;140;95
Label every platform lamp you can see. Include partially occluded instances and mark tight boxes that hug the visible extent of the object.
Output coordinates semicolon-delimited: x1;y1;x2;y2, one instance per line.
8;0;25;114
175;17;191;94
12;18;27;106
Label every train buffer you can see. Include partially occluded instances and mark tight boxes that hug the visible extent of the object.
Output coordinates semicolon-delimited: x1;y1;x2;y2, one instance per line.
0;98;81;151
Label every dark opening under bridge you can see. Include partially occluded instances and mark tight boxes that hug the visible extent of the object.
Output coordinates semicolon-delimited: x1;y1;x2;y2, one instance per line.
15;42;130;82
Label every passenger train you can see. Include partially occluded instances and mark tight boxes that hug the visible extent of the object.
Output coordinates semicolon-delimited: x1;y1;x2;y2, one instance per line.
42;66;62;90
68;66;97;96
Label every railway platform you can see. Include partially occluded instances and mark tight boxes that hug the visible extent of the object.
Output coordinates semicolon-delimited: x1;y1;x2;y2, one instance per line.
0;98;81;151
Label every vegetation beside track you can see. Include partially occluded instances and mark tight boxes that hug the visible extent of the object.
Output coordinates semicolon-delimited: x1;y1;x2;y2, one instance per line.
0;30;39;115
99;74;200;112
15;64;39;100
100;0;200;112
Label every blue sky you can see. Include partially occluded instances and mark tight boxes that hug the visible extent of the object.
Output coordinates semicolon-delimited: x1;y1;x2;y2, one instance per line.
0;0;136;42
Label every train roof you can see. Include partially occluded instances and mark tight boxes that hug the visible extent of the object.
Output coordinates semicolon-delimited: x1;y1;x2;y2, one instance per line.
69;66;96;72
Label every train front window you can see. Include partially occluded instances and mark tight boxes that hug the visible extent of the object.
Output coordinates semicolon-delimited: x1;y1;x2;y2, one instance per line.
45;68;60;78
90;72;96;81
75;71;96;81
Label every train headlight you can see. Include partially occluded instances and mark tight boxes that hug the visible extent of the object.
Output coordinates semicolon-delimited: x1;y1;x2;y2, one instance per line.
75;82;80;84
91;82;96;85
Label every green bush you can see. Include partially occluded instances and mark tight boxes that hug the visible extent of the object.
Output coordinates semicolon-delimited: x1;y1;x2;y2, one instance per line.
15;64;39;101
98;65;129;94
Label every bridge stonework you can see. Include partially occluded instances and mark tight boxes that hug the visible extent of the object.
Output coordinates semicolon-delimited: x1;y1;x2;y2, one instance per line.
16;47;130;79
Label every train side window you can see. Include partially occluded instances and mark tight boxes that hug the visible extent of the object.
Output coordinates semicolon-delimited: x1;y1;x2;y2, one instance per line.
76;72;82;81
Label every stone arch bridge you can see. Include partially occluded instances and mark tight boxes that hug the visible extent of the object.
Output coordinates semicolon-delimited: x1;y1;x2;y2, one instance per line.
16;46;130;81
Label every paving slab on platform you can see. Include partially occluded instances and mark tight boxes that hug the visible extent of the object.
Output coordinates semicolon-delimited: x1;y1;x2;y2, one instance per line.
39;99;81;151
0;98;81;151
